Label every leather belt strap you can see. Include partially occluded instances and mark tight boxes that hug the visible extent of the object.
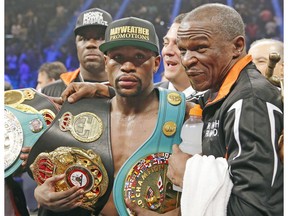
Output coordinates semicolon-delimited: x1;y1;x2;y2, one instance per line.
113;87;186;215
18;88;59;115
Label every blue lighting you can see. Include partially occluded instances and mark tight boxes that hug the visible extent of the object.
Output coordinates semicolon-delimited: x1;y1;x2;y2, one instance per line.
114;0;131;19
271;0;283;40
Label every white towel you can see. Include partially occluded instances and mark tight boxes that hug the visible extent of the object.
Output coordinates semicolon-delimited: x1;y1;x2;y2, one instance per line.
181;154;233;216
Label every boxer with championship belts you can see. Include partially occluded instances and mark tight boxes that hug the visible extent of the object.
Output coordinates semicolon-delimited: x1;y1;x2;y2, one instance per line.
4;88;59;178
27;17;189;216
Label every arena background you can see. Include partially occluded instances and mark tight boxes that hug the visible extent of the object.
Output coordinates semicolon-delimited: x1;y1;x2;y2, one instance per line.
5;0;283;90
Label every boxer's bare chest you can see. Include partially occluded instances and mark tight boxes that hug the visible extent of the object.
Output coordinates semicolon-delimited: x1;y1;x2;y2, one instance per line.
110;110;158;175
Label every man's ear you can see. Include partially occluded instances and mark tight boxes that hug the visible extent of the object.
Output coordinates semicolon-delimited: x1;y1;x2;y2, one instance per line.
154;55;161;74
104;55;108;73
104;54;108;64
232;36;245;58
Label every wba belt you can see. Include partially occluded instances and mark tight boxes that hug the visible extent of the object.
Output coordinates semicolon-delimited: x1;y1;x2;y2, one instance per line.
26;98;113;214
4;105;47;178
114;87;186;215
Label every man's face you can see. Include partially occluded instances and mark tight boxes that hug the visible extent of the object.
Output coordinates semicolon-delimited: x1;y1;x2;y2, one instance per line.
248;42;283;78
105;46;160;97
177;20;234;92
36;71;53;90
162;23;186;81
75;26;106;73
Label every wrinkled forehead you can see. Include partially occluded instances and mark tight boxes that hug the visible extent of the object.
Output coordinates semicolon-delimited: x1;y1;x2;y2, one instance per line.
177;20;214;41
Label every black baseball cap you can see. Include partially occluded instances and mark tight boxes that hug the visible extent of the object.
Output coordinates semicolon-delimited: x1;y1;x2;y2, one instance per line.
99;17;160;55
74;8;113;35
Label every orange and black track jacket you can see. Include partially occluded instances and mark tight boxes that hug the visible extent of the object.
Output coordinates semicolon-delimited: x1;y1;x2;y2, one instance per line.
198;55;283;216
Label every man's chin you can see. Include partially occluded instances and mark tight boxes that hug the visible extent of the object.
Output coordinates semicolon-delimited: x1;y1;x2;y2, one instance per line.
85;63;103;72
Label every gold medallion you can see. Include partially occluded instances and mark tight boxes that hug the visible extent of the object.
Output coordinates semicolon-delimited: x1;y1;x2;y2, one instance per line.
59;112;103;143
29;118;44;133
162;121;177;136
167;92;182;106
124;152;181;213
13;103;39;114
22;89;36;100
30;147;109;211
40;109;56;126
4;90;25;106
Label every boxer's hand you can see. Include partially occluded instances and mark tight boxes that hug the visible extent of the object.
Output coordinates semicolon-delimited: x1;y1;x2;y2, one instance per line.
34;174;84;212
19;146;31;168
167;144;191;188
61;82;112;104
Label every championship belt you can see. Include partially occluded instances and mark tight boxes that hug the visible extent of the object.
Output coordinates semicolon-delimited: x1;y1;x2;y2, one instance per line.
114;88;186;215
4;105;47;178
30;146;109;211
26;98;114;214
4;88;59;126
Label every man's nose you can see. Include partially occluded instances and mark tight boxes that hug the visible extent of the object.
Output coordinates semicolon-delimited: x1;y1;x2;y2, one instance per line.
120;61;137;73
181;51;198;68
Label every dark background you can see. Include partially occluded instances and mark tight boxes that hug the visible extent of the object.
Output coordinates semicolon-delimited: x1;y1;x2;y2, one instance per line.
5;0;283;89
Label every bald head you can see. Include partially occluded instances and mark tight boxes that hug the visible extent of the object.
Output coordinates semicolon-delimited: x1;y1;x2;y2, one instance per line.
176;3;247;92
248;39;284;78
182;3;245;41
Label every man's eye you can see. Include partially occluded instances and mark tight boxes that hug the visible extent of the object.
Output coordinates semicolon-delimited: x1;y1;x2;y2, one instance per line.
94;36;104;41
135;54;145;59
196;46;207;53
257;60;267;64
113;55;123;60
163;41;168;47
179;49;186;56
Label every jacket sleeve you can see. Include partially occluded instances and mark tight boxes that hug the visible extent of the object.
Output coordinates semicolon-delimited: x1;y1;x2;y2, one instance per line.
223;97;283;216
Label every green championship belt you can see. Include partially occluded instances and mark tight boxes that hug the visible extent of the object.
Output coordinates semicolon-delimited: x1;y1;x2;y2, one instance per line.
4;105;47;178
4;88;59;126
4;88;59;178
114;88;186;215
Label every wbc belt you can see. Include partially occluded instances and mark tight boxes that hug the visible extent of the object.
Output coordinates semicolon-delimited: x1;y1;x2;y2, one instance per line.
4;88;59;126
26;98;113;214
114;87;186;215
4;105;47;178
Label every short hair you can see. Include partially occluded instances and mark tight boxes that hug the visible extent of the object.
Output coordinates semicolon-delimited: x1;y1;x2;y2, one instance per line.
38;61;67;80
184;3;245;41
5;82;13;91
173;13;187;24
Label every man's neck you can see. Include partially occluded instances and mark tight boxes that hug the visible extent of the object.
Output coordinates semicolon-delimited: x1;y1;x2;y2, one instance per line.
80;67;108;82
112;88;158;115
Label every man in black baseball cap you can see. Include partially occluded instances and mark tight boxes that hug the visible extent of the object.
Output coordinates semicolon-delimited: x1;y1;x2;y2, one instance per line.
33;17;182;216
74;8;112;35
100;16;160;55
41;8;113;97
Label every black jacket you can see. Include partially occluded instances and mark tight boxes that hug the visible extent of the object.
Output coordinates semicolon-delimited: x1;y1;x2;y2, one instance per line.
199;56;283;215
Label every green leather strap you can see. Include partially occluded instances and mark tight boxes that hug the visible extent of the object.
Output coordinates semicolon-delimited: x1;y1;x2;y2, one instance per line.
5;105;47;178
113;88;185;215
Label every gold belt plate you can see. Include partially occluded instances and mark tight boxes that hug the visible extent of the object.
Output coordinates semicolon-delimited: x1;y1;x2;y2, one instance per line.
124;152;181;213
30;146;109;211
59;112;103;143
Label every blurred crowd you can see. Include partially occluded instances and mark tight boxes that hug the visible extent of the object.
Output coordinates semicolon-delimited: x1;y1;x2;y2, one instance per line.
5;0;283;89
